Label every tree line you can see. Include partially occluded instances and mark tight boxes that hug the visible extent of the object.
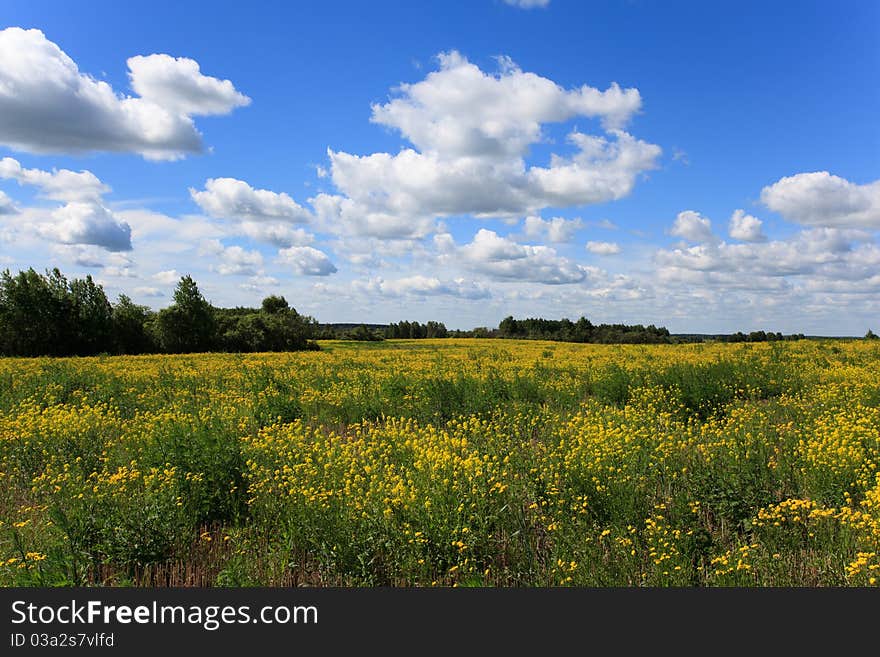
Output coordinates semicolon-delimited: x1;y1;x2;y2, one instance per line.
1;267;869;356
386;320;448;339
313;320;449;341
718;330;806;343
497;315;672;344
0;268;318;357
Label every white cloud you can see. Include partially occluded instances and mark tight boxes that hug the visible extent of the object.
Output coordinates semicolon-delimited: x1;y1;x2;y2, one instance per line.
320;52;658;238
0;157;109;202
325;149;526;218
371;51;640;152
503;0;550;8
523;215;583;242
670;210;715;243
354;275;490;299
527;130;661;207
0;28;247;159
0;158;132;251
323;131;658;237
311;191;436;239
189;178;317;246
331;236;427;269
760;172;880;228
239;275;280;293
134;286;163;297
119;209;223;252
0;190;16;215
433;232;456;254
127;54;250;116
589;218;619;230
212;244;263;276
152;269;181;285
42;202;132;251
103;264;137;278
277;246;337;276
459;228;589;284
586;240;621;255
239;222;314;248
656;228;876;280
728;209;766;242
70;248;104;268
198;238;225;256
52;244;133;270
644;223;880;334
191;178;311;223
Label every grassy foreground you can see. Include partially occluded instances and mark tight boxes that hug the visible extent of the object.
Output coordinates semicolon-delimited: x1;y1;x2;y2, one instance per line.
1;338;878;586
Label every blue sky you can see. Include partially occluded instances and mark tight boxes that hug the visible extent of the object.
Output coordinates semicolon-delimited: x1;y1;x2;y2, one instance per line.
0;0;878;333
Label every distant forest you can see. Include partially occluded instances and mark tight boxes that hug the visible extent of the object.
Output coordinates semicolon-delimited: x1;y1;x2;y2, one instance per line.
0;268;319;357
0;268;871;357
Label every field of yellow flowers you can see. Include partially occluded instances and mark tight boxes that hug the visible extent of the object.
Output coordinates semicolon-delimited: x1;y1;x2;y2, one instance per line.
1;338;878;586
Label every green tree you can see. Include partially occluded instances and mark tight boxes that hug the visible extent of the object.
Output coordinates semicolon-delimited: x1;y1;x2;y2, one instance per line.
261;295;291;315
1;268;53;355
154;276;216;353
112;294;155;354
0;268;90;355
68;275;113;355
347;324;383;341
498;315;520;337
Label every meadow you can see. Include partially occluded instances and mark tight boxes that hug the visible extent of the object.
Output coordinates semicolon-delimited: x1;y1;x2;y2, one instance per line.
1;339;878;587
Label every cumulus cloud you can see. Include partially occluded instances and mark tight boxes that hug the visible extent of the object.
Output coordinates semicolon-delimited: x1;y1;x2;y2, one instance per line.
586;240;621;255
459;228;589;284
760;172;880;229
311;191;437;239
656;228;876;281
191;178;311;223
102;264;137;278
526;130;661;207
433;232;456;254
69;248;105;268
127;54;250;116
331;236;428;269
0;190;16;215
277;246;337;276
0;157;109;202
322;132;658;238
190;178;316;246
52;244;133;270
670;210;715;243
42;202;132;251
152;269;181;285
134;286;163;297
354;275;490;299
728;209;766;242
212;244;264;276
523;215;583;242
319;52;658;238
647;225;880;332
372;50;640;151
0;28;248;159
239;275;280;293
238;222;314;248
111;209;222;266
0;157;133;251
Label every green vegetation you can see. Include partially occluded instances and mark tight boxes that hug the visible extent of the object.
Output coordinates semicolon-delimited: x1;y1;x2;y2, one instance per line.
0;268;318;357
1;339;878;587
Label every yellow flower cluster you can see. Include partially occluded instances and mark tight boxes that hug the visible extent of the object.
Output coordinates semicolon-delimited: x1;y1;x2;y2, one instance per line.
0;338;878;586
